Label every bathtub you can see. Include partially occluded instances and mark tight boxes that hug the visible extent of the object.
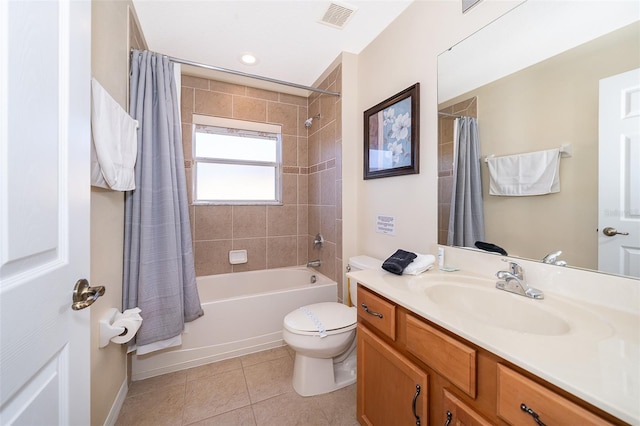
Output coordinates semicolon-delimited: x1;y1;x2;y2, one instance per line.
131;266;337;381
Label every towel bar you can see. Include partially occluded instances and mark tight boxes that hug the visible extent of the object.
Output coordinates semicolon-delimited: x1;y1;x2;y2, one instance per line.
484;144;572;163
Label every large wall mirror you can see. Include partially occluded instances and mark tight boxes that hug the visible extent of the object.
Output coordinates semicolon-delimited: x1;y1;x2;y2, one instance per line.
437;0;640;279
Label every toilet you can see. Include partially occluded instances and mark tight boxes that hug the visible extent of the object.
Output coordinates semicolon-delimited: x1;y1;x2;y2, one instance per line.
282;255;382;396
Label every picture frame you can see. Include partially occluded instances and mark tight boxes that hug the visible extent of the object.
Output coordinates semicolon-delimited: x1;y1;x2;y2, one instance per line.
364;83;420;179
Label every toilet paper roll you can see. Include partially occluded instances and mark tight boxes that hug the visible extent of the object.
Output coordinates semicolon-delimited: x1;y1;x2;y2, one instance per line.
122;307;142;320
109;317;142;344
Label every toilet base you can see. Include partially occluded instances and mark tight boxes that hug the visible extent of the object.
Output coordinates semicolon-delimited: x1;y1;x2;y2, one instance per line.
291;351;357;397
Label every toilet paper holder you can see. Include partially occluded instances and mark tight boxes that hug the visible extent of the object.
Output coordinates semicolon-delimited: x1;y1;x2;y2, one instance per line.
99;307;142;348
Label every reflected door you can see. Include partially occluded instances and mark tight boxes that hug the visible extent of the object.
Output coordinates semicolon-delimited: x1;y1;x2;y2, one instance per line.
598;68;640;278
0;1;92;424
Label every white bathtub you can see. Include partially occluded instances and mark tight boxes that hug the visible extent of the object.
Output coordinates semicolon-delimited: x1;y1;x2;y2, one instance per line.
131;266;337;381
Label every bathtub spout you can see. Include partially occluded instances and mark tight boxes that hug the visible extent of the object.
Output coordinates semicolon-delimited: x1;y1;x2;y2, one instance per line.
307;260;322;267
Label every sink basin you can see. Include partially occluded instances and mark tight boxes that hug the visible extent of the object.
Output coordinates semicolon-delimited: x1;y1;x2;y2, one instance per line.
425;284;571;335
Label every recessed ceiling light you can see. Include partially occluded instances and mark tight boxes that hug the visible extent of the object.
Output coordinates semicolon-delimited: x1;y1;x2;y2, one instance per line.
240;53;258;65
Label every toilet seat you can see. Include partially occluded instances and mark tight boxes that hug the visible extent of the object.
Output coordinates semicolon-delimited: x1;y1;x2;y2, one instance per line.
283;302;356;337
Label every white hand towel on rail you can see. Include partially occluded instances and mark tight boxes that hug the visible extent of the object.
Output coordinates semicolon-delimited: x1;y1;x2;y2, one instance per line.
487;148;561;196
91;78;138;191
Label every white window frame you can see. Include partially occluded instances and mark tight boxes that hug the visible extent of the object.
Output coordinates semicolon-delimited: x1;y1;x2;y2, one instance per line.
192;114;283;205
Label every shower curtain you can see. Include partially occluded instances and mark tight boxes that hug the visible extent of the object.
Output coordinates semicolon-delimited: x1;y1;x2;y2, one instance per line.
447;116;485;247
124;50;203;354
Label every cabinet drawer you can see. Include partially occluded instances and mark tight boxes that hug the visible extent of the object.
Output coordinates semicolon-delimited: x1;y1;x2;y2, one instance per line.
405;314;477;398
497;364;614;425
357;286;396;340
443;389;492;426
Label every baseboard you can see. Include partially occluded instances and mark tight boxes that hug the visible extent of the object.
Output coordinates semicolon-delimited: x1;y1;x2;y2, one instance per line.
103;378;128;426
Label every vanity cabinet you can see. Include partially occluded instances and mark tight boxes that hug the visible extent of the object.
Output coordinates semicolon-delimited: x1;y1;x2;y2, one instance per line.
357;325;428;426
356;284;622;426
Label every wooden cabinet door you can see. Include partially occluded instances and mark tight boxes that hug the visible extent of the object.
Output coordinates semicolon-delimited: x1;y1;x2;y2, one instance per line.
357;324;428;426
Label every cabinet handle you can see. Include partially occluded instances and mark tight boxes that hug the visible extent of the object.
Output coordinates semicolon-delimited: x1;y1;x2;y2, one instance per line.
521;403;547;426
361;303;383;318
412;384;421;425
444;410;452;426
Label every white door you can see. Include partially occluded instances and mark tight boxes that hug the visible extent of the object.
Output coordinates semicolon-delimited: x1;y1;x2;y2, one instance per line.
0;1;92;424
598;68;640;278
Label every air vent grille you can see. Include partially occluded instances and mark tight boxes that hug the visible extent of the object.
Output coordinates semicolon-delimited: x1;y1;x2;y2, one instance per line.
320;2;357;29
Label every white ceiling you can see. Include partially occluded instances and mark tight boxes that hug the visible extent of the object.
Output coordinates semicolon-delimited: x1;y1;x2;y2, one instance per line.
132;0;414;95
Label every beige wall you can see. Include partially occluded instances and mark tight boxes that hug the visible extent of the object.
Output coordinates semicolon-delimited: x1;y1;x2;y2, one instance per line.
338;52;359;298
347;1;523;262
90;1;146;425
439;22;640;269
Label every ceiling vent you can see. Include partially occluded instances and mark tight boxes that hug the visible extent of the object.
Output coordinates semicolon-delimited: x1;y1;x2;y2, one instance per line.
319;2;358;29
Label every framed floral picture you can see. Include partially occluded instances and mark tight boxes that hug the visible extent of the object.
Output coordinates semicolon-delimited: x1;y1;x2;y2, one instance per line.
363;83;420;179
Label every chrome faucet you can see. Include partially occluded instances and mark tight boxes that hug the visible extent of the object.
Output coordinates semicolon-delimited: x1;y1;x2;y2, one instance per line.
541;250;567;266
307;259;322;267
495;260;544;299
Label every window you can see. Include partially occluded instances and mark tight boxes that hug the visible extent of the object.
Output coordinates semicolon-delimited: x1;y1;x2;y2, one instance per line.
192;115;282;205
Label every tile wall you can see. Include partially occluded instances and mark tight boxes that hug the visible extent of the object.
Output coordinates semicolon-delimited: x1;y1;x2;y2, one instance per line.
180;66;343;295
307;65;343;294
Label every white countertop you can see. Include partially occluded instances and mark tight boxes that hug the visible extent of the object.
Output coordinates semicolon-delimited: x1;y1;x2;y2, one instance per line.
348;267;640;425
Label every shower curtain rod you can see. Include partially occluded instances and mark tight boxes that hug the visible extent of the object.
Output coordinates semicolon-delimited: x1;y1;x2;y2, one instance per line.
132;49;341;97
438;112;464;118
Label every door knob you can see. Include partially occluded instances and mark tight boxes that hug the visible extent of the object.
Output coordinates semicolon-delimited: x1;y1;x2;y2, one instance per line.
72;279;105;310
602;227;629;237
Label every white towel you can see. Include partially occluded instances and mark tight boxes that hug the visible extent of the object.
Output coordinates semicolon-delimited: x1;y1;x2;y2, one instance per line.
403;254;435;275
91;78;138;191
487;148;561;196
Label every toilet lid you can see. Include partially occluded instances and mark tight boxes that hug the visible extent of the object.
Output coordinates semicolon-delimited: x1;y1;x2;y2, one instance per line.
284;302;356;333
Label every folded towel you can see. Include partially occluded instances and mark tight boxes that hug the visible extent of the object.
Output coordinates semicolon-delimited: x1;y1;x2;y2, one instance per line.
382;249;417;275
487;148;561;196
91;78;139;191
403;254;435;275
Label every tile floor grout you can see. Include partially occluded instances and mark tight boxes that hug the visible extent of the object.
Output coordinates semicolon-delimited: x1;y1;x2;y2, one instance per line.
116;345;358;425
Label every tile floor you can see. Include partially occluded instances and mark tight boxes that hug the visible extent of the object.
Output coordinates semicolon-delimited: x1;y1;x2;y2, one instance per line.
115;346;359;426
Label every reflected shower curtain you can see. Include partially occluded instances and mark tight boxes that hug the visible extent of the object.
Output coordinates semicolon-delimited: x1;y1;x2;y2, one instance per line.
447;117;485;247
124;50;203;354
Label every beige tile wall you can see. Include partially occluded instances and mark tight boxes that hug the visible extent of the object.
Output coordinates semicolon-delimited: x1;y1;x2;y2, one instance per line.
180;64;343;292
307;65;343;294
437;97;477;244
181;75;312;277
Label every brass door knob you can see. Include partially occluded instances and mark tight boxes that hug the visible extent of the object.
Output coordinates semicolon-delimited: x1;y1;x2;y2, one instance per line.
602;227;629;237
72;279;105;310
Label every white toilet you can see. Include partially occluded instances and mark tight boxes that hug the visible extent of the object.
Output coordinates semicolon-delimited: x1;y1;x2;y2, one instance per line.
282;255;382;396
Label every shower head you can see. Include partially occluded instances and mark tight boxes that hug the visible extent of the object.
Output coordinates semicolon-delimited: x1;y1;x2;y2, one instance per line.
304;114;321;128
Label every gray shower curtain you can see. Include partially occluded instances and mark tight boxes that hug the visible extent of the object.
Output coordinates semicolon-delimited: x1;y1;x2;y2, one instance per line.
124;50;203;349
447;117;485;247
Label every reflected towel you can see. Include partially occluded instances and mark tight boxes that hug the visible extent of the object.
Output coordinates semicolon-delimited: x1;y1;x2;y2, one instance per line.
487;148;561;196
403;254;435;275
91;78;139;190
382;249;417;275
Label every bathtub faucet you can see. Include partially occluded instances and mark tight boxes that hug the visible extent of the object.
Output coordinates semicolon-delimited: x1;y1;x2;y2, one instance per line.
307;259;322;267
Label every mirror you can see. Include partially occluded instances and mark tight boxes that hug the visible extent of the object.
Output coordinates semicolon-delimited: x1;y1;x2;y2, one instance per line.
437;0;640;278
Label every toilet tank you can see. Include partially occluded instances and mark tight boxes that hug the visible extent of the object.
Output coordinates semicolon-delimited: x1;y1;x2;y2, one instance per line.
347;255;382;306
